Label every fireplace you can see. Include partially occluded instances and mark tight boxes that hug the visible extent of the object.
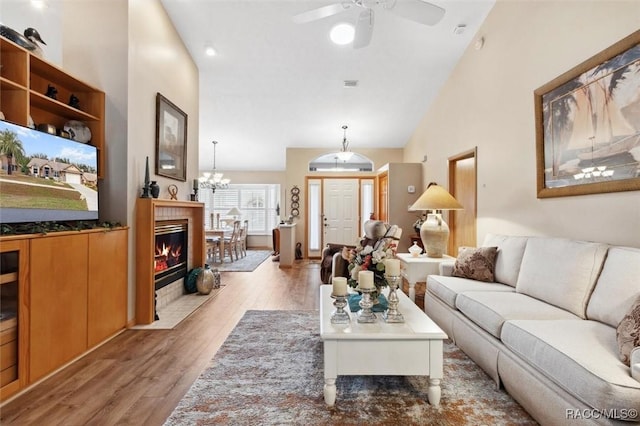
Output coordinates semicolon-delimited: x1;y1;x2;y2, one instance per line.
154;220;188;291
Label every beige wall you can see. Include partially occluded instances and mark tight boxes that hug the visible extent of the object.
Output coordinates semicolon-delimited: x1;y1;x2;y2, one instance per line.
286;147;404;252
404;0;640;248
126;0;199;320
62;0;199;321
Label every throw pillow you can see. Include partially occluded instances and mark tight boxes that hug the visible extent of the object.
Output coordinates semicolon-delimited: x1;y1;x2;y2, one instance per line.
617;295;640;367
451;246;498;282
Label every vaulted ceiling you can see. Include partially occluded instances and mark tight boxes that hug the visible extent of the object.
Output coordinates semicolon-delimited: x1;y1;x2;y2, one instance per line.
160;0;495;171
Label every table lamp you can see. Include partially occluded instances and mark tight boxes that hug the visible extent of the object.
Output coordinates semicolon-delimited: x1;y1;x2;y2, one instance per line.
409;183;463;258
226;207;242;220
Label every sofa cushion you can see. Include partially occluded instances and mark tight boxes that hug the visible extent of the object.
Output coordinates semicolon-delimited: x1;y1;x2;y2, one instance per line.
451;246;498;282
516;237;608;318
456;292;580;338
427;275;514;309
617;295;640;367
481;234;528;287
587;246;640;328
501;320;640;415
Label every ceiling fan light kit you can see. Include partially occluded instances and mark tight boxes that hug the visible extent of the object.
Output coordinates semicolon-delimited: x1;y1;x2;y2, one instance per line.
293;0;446;49
330;22;355;45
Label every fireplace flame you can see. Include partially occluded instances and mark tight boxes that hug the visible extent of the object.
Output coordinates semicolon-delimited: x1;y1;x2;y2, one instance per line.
155;242;184;272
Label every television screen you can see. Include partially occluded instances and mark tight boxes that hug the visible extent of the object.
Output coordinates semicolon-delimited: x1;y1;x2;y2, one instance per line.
0;120;98;223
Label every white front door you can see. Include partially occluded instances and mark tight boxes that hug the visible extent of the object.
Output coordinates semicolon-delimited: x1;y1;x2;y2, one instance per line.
323;179;359;246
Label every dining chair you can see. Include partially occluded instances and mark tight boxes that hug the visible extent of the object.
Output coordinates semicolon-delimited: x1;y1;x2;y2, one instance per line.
206;236;221;263
235;220;247;258
222;220;241;262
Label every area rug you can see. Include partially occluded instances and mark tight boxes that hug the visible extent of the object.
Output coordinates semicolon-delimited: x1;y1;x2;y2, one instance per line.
210;250;271;272
164;310;537;425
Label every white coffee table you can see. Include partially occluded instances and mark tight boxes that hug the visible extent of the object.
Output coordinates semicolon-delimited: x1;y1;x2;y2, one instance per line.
319;285;448;407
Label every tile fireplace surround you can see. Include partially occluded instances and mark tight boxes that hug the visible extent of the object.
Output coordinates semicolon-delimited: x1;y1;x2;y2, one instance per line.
135;199;205;325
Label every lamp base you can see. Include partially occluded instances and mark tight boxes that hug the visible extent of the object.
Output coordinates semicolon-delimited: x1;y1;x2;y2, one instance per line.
420;213;449;258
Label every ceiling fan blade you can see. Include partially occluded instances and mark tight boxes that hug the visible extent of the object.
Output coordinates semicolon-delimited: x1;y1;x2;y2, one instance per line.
386;0;445;26
353;9;374;49
292;3;351;24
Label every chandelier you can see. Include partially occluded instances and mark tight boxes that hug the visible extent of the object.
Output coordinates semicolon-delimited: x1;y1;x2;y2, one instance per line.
199;140;230;193
336;125;354;161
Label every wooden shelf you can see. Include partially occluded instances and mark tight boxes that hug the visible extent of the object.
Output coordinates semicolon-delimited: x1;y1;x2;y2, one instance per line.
0;272;18;285
0;37;106;177
0;239;28;401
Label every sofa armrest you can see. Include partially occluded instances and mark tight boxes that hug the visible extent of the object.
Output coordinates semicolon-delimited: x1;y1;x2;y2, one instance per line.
631;347;640;382
439;260;456;276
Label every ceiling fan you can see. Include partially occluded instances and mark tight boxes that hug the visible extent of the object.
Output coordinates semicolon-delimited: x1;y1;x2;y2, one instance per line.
293;0;445;48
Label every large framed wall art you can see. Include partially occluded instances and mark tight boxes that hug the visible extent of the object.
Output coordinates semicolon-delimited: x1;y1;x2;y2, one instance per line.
155;93;188;181
535;30;640;198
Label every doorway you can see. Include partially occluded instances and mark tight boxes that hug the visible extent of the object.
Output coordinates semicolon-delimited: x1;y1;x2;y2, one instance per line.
322;178;359;246
306;177;375;258
448;148;477;255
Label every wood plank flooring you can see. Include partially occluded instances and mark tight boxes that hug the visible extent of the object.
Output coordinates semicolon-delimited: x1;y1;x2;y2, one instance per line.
0;258;323;425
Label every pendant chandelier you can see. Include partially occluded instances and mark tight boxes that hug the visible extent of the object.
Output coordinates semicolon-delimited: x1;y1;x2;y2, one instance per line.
199;140;230;193
336;125;354;161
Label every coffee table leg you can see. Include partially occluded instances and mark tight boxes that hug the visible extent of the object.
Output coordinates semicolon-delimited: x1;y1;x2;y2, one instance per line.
428;378;441;406
324;378;336;406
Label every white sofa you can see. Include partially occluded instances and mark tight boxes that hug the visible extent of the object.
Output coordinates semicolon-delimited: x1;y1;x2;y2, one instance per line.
425;234;640;425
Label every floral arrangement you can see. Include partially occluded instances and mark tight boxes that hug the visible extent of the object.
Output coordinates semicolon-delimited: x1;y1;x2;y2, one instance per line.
341;223;400;299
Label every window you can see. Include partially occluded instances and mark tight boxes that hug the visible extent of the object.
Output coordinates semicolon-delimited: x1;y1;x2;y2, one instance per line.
201;184;280;235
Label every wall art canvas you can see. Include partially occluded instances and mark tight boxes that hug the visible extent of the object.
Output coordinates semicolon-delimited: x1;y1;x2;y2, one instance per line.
156;93;187;182
535;30;640;198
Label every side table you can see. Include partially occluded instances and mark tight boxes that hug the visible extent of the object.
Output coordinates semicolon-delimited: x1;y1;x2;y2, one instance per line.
396;253;455;302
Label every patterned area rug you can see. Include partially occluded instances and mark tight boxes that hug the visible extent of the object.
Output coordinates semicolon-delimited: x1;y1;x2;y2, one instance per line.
164;310;537;425
209;250;272;272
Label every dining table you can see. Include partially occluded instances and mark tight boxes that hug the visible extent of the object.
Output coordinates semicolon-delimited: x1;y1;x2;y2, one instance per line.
205;228;232;262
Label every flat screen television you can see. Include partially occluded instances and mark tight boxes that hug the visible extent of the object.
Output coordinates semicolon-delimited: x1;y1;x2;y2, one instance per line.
0;120;98;224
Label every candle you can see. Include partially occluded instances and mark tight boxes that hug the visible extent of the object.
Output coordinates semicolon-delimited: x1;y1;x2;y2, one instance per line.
144;156;150;185
193;178;199;190
358;270;374;289
332;277;347;296
384;259;400;276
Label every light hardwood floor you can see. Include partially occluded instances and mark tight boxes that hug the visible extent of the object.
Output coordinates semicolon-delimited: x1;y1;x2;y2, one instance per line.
0;258;323;425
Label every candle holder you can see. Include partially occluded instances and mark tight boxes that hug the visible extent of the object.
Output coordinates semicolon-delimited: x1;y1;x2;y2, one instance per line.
356;286;377;323
383;274;404;323
330;294;350;324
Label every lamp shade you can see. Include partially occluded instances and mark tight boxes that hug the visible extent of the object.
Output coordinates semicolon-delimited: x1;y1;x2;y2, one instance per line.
409;184;463;211
226;207;242;217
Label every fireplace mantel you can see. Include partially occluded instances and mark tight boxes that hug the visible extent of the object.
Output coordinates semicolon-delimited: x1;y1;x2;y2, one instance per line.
135;198;205;324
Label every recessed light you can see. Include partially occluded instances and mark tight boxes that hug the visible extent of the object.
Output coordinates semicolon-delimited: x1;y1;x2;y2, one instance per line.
205;46;216;57
330;23;355;45
31;0;46;9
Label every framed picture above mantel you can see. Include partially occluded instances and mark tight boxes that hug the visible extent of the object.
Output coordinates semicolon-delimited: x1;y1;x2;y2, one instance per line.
534;30;640;198
155;93;187;182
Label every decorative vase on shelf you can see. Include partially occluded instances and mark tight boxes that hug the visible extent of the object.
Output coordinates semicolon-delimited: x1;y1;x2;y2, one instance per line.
196;264;215;295
409;242;422;257
150;181;160;198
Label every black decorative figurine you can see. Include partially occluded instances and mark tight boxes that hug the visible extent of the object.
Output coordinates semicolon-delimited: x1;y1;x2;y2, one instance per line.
45;84;57;100
68;94;80;109
141;156;152;198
